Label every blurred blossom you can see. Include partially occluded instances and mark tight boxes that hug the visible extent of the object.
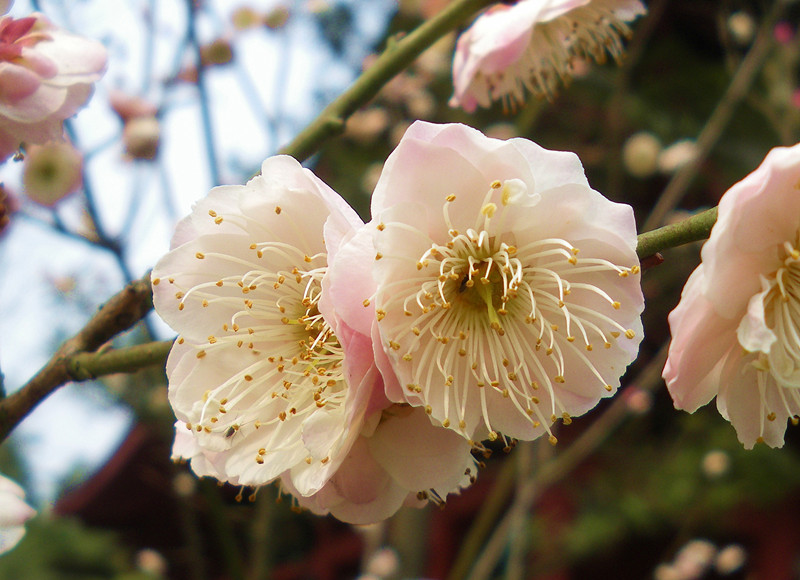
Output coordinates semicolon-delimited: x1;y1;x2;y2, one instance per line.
701;449;730;479
622;131;662;178
263;6;290;29
172;471;196;498
345;121;643;443
405;89;435;119
658;139;698;174
673;539;716;579
108;89;158;123
0;11;107;162
415;35;454;78
727;11;755;46
135;548;168;577
774;21;794;45
305;0;331;14
22;141;83;206
663;144;800;448
364;547;400;578
389;119;411;147
449;0;646;112
345;107;390;144
200;38;234;67
123;115;160;161
623;386;652;414
653;564;683;580
715;544;746;575
484;122;519;140
361;161;383;195
0;473;35;555
231;6;263;30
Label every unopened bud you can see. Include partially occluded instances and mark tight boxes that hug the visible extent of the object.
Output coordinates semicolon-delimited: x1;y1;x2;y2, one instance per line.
23;142;82;206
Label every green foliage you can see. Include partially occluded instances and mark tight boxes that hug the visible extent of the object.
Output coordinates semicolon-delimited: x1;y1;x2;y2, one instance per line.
0;517;135;580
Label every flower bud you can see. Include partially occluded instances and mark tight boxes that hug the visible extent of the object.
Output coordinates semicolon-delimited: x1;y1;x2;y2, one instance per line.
23;142;83;206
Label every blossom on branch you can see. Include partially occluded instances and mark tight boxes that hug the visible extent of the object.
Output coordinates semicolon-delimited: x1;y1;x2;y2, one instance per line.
0;473;35;554
0;9;106;162
664;144;800;449
336;121;643;444
153;156;476;524
449;0;646;112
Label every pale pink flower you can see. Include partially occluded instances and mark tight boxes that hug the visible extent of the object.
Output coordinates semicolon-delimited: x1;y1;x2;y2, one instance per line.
0;10;106;161
664;144;800;448
0;473;35;554
335;121;643;444
449;0;646;112
154;155;475;524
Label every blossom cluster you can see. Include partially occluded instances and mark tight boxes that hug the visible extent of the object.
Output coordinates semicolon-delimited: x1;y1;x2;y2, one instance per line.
152;121;644;524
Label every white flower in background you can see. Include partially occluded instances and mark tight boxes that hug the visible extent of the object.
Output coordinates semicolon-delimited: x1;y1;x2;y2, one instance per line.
338;121;643;444
449;0;646;112
0;473;35;555
664;144;800;448
0;8;106;161
154;155;477;524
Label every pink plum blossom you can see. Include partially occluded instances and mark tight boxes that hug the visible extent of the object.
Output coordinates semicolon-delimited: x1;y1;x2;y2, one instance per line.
449;0;646;112
153;155;475;524
0;473;35;554
333;121;644;445
664;144;800;449
0;9;106;161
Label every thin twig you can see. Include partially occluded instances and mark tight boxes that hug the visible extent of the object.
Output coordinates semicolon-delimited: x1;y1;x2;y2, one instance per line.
464;345;669;580
187;0;222;186
642;0;787;231
0;273;155;442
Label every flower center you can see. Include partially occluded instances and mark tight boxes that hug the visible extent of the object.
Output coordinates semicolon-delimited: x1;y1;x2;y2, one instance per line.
755;237;800;388
375;180;639;442
156;209;347;467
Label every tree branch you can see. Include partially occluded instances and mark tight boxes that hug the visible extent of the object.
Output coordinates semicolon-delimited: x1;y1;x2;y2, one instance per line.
279;0;495;162
0;273;155;442
636;206;718;259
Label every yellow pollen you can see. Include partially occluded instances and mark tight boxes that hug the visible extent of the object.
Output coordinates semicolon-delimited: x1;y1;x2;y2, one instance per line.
178;303;185;311
490;180;502;189
196;252;205;259
612;301;621;309
549;435;558;445
446;194;456;202
377;223;385;231
152;277;160;285
375;252;383;260
604;384;613;392
624;329;636;339
363;299;370;307
481;202;497;218
442;419;450;428
275;206;282;214
196;350;206;359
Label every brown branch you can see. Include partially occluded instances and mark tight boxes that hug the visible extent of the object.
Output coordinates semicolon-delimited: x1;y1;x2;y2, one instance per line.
0;273;155;442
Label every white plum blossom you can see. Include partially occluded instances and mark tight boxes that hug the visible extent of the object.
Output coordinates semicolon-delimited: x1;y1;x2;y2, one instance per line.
0;473;35;555
336;121;644;445
450;0;646;112
153;155;476;524
664;143;800;448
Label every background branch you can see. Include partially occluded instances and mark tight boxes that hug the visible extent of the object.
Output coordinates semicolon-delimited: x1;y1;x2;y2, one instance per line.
642;0;786;231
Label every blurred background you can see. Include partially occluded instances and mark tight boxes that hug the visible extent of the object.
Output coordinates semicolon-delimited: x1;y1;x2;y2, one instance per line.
2;0;800;578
